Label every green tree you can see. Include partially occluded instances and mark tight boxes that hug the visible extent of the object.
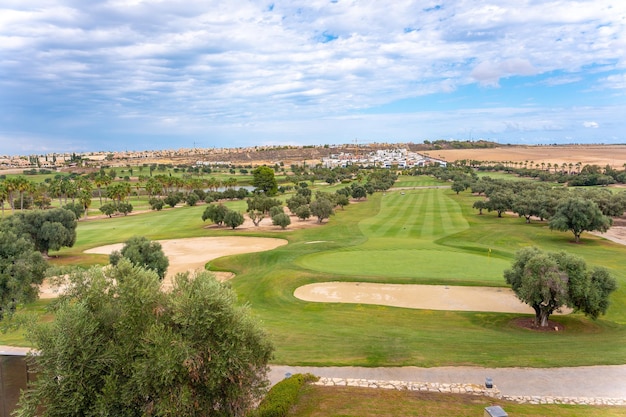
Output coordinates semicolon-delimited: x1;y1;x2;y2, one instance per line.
285;194;309;214
223;210;245;229
251;166;278;196
451;180;466;194
472;199;487;215
149;198;164;211
310;198;334;224
485;190;514;217
16;261;273;417
7;208;77;257
0;226;47;319
110;236;169;280
202;203;229;226
548;197;612;243
295;204;311;221
99;202;116;217
504;247;617;327
272;212;291;229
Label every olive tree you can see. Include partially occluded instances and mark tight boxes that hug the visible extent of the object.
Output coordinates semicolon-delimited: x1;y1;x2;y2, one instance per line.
0;226;47;319
504;247;617;327
310;198;334;223
223;210;245;229
548;197;612;243
6;208;77;257
110;236;169;280
16;260;273;417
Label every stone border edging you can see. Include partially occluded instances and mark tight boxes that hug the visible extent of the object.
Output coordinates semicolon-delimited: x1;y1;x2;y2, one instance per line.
314;377;626;406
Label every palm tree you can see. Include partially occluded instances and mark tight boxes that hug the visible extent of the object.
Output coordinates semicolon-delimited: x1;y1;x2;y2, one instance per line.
15;176;31;210
0;183;7;217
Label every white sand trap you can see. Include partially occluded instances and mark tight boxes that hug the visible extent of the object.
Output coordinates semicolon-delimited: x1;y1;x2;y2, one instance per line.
66;236;286;292
294;282;571;314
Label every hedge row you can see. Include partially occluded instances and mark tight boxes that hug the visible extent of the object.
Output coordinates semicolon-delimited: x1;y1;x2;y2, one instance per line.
250;373;319;417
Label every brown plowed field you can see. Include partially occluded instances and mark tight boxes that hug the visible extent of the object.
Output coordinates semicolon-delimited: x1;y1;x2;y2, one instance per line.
420;144;626;169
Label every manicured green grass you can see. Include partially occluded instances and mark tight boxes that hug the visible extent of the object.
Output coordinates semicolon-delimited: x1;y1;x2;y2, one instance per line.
289;385;625;417
218;187;626;367
394;175;448;187
296;188;509;284
3;178;626;368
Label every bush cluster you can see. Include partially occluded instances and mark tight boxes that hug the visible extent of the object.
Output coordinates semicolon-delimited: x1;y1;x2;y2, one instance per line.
249;373;318;417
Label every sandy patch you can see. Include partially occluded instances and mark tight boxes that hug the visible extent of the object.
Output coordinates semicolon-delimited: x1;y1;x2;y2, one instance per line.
592;225;626;246
40;237;287;296
421;144;626;169
294;282;571;314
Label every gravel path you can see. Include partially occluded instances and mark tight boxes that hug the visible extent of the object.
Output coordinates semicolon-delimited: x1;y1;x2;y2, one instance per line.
4;346;624;400
269;365;626;399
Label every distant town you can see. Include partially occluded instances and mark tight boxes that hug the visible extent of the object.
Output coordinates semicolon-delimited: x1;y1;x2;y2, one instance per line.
0;142;450;172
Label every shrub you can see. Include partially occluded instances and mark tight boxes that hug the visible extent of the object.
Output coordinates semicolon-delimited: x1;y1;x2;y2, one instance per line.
250;373;318;417
149;198;164;211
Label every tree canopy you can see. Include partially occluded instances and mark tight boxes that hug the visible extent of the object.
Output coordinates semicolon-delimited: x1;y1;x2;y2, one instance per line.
251;166;278;196
0;226;47;319
17;261;274;417
5;208;77;256
548;197;612;243
504;247;617;327
110;236;169;280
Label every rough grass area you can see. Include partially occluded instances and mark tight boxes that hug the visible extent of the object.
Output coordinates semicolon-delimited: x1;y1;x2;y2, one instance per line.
288;385;626;417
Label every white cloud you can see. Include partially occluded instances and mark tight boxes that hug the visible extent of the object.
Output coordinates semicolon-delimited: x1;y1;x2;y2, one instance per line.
0;0;625;153
583;121;599;128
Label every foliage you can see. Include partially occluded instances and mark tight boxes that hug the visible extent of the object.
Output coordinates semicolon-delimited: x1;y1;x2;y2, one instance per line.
247;195;282;214
252;166;278;196
504;247;617;326
185;192;199;206
5;208;77;256
164;193;182;208
100;202;116;217
548;197;612;242
109;236;169;280
202;203;229;226
250;373;318;417
272;213;291;229
310;198;334;223
294;205;311;220
269;205;284;217
16;261;274;417
224;210;245;229
63;202;84;219
149;197;164;211
117;201;133;216
286;195;309;214
0;226;47;319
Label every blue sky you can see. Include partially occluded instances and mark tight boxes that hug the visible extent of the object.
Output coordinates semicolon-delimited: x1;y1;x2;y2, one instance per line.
1;1;625;155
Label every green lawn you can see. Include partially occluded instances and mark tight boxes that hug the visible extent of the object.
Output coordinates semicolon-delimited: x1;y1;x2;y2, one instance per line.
296;188;509;285
3;177;626;369
289;385;625;417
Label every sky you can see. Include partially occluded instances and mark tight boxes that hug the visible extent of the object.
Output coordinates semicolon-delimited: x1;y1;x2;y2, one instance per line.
1;1;625;156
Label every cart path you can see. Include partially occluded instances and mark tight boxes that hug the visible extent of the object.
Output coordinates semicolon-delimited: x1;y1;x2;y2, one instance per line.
269;365;626;399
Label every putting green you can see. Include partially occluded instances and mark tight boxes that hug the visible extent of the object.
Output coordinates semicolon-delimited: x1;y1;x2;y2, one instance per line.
296;249;509;282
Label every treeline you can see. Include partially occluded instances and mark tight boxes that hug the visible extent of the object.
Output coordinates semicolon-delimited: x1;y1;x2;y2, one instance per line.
471;162;626;186
201;169;397;229
457;176;624;242
0;207;78;318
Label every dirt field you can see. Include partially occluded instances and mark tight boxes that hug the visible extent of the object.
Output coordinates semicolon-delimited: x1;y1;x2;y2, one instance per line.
421;144;626;168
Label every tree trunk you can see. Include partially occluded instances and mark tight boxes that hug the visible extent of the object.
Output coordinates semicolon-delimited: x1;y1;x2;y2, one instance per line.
533;305;552;327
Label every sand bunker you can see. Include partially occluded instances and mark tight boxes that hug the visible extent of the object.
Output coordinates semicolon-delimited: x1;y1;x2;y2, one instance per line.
40;237;287;297
294;282;571;314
